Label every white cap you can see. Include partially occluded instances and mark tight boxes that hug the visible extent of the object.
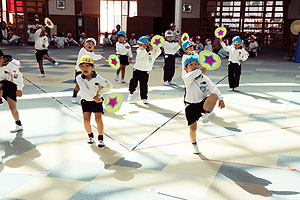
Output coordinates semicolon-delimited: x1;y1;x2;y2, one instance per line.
85;38;97;45
165;30;173;37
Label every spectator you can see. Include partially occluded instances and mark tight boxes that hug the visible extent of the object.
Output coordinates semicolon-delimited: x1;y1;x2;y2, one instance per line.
129;33;137;46
55;32;66;48
110;29;118;46
27;28;36;46
204;39;212;51
212;38;222;54
79;32;87;47
102;32;112;46
0;21;9;45
66;33;78;46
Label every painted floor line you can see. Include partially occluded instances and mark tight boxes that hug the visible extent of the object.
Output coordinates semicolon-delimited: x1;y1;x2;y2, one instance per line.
23;76;130;151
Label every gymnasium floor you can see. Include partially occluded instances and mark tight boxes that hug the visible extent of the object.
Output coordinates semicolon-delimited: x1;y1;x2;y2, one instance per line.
0;45;300;200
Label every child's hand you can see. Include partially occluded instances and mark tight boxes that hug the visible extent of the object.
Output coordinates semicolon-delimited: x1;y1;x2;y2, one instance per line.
149;47;154;51
101;57;106;62
129;58;132;62
220;38;223;43
218;100;225;109
42;44;45;48
178;41;183;46
125;46;131;49
93;96;103;103
239;60;243;64
16;90;22;97
201;68;207;74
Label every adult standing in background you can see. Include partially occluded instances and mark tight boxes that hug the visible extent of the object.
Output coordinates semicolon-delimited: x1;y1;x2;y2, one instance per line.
0;21;9;45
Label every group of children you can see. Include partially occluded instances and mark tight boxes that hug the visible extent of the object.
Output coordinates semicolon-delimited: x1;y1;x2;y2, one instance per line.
1;26;251;153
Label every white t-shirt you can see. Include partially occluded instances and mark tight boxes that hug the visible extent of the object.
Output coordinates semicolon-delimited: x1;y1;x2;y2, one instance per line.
163;40;181;55
249;41;259;53
56;37;66;47
0;59;24;90
75;47;104;71
183;69;223;104
34;29;48;50
220;42;249;64
76;72;112;101
116;41;133;57
133;47;161;72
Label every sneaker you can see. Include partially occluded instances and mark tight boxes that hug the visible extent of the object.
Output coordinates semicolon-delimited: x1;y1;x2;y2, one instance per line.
87;137;94;144
121;79;126;84
163;81;170;86
114;77;119;82
10;125;23;133
192;143;200;154
98;140;105;148
38;74;45;78
54;61;59;66
228;88;234;91
142;99;149;104
169;81;176;85
71;97;77;103
127;93;134;102
202;112;216;123
234;87;239;92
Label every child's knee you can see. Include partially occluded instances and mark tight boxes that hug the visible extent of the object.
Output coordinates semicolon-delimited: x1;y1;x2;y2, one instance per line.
95;113;102;121
210;93;218;101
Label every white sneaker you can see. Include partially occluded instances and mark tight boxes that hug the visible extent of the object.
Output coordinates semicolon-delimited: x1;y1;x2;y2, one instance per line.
114;77;119;82
54;61;59;66
142;99;149;104
127;93;134;102
10;125;23;133
202;112;216;123
192;143;200;154
169;81;176;85
163;81;170;86
228;88;234;91
121;79;126;84
98;140;105;148
234;87;239;91
87;137;94;144
71;97;77;103
38;74;45;78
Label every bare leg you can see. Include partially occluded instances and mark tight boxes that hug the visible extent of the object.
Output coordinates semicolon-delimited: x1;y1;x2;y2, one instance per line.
74;83;80;92
94;113;103;136
121;65;126;79
83;112;92;134
189;121;197;143
203;93;218;112
43;54;54;63
7;97;20;121
38;61;44;72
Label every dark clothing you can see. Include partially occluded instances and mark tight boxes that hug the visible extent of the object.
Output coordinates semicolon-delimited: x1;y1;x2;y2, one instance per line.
118;55;129;65
0;80;17;102
185;97;207;125
81;99;104;113
228;61;241;89
163;54;175;82
35;49;48;62
129;69;149;100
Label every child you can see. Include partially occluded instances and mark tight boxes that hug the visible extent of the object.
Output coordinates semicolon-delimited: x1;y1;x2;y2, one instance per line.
33;25;59;78
182;55;225;153
76;55;112;148
102;32;112;46
27;28;36;46
204;39;212;51
162;30;182;86
55;32;66;48
127;36;161;104
220;36;249;91
194;36;204;54
110;29;118;46
66;33;78;46
246;35;259;57
7;31;21;45
79;32;87;47
50;32;57;47
181;40;202;75
129;33;137;46
0;49;24;133
72;38;106;103
115;30;133;83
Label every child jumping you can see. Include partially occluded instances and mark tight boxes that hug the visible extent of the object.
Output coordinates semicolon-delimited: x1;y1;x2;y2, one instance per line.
182;55;225;154
220;36;249;91
115;30;133;84
33;25;59;78
0;49;24;133
72;38;106;103
76;55;112;147
127;36;161;104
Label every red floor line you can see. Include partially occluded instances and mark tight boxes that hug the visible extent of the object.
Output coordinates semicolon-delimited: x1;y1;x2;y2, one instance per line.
136;125;300;151
23;76;130;151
